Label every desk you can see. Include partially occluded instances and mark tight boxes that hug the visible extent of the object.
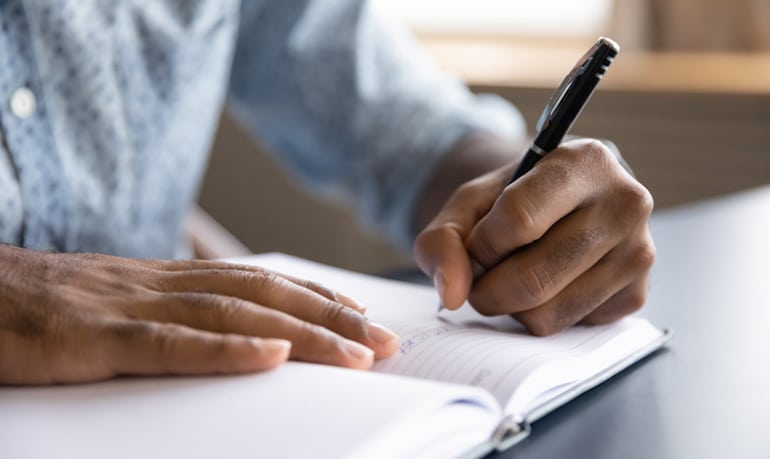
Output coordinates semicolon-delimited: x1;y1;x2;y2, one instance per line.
496;185;770;459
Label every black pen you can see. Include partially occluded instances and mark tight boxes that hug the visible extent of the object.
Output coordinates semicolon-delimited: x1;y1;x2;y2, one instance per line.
508;37;619;183
437;37;619;314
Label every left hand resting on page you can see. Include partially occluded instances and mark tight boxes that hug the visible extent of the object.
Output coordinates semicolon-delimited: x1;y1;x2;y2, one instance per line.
0;247;399;385
414;138;655;336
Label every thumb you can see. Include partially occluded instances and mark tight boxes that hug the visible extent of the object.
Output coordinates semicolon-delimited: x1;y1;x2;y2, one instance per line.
413;168;508;310
413;224;473;310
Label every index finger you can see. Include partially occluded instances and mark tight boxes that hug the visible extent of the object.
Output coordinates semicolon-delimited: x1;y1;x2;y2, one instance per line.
154;269;399;359
143;258;369;314
465;140;612;270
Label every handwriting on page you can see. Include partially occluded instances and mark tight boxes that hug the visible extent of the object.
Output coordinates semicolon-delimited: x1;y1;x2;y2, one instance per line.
374;321;531;404
373;319;611;406
398;326;452;355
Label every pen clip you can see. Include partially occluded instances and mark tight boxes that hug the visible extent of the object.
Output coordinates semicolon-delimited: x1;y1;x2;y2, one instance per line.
535;45;599;134
534;37;618;137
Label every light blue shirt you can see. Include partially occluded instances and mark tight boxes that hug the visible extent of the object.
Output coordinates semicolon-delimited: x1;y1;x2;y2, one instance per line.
0;0;524;258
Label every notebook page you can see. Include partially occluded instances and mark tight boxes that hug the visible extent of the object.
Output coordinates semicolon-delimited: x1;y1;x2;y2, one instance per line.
0;362;500;459
234;254;663;417
373;313;656;412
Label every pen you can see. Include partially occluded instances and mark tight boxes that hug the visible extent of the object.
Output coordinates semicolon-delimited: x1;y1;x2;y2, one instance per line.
508;37;619;183
437;37;619;314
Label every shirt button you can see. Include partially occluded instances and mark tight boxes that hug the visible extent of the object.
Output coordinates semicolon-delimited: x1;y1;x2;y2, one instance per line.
9;87;37;119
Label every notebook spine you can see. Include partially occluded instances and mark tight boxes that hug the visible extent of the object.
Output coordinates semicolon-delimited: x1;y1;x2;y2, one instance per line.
491;415;531;451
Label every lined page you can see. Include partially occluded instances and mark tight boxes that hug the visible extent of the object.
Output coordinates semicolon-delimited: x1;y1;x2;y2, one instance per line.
373;314;652;410
236;254;663;416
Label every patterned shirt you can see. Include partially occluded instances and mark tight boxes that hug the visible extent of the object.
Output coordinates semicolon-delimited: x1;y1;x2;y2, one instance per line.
0;0;524;258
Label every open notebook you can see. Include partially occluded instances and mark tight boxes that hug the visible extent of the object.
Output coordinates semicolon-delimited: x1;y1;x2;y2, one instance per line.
0;253;669;459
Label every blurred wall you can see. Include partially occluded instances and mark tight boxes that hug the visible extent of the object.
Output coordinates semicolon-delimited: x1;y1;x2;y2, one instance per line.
613;0;770;51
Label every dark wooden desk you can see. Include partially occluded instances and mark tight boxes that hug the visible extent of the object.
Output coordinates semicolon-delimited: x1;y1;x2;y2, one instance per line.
496;185;770;459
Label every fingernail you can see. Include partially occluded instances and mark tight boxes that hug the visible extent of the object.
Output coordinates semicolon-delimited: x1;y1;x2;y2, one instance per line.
433;271;447;301
337;293;367;313
366;322;398;345
344;340;375;360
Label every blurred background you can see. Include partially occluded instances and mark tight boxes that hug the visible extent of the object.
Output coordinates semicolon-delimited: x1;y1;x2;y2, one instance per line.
197;0;770;273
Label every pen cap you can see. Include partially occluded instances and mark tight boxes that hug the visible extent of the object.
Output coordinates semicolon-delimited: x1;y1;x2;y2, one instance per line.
534;37;619;152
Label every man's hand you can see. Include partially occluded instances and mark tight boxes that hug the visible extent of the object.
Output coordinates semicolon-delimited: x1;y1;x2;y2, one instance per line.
0;246;399;385
414;138;655;336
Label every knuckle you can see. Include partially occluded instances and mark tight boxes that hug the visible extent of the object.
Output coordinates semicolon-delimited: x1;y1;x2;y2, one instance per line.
321;302;348;324
582;139;613;164
145;323;196;366
621;283;649;315
501;195;542;244
249;270;289;296
517;309;560;337
115;321;174;350
575;140;619;179
322;302;367;338
296;320;338;350
303;280;337;301
625;287;648;313
467;288;504;317
298;320;326;339
617;182;655;221
146;323;175;353
558;139;613;172
210;296;249;325
630;241;656;272
596;290;646;324
169;291;211;312
469;228;501;268
561;140;612;175
514;264;555;308
109;319;154;342
588;285;649;325
113;320;183;368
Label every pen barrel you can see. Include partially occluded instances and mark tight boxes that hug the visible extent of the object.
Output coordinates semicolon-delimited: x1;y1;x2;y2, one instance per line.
533;72;603;153
508;37;619;185
508;148;543;184
534;37;619;154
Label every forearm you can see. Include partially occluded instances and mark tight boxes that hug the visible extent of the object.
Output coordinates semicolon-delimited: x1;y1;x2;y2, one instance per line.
410;133;528;238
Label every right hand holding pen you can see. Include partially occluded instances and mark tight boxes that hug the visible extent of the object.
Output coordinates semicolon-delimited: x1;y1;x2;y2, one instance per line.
414;139;655;336
0;245;398;385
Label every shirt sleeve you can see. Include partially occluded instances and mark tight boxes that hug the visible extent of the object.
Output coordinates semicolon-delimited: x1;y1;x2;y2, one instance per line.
227;0;526;250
